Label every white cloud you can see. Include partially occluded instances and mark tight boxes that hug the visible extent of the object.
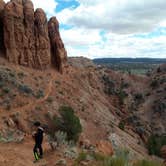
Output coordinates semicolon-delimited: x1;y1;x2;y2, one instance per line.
58;0;166;34
3;0;166;58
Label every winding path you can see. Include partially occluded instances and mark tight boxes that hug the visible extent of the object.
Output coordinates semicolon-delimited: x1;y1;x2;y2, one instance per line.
0;71;56;117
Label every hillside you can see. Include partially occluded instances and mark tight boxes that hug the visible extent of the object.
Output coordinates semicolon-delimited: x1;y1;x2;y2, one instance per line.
0;0;165;165
0;56;165;165
93;58;166;75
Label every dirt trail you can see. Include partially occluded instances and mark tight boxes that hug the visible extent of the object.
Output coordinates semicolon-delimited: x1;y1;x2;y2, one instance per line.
0;71;55;118
0;135;74;166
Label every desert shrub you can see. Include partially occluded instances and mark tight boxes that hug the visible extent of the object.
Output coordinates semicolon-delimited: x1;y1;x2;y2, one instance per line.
48;130;68;150
17;72;25;79
133;159;162;166
102;157;127;166
35;106;41;111
147;134;166;157
134;93;143;100
35;89;44;98
150;79;159;88
75;151;87;164
46;96;53;103
18;84;33;94
160;77;166;84
118;121;125;130
55;131;67;145
153;100;166;115
157;67;161;73
102;75;116;95
0;81;4;88
121;81;130;89
9;72;15;78
92;152;106;161
2;87;10;93
5;104;11;110
54;106;82;142
118;90;127;105
96;149;130;166
55;80;61;85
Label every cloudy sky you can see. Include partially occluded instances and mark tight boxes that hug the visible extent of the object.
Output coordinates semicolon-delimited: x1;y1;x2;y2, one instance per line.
4;0;166;59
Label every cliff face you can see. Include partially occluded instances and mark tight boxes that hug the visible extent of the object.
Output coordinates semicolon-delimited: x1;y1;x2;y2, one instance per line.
0;0;67;71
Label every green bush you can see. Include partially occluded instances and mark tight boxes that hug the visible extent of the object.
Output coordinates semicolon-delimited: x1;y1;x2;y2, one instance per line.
2;87;10;93
133;159;162;166
117;90;127;105
92;152;106;161
147;134;166;157
102;157;127;166
35;89;44;98
54;106;82;142
150;79;158;88
118;121;125;130
46;96;53;103
134;93;143;100
17;72;25;79
18;84;33;94
75;151;87;163
153;100;166;115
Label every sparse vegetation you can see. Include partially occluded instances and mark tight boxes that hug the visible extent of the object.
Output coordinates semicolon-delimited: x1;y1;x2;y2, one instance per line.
2;87;10;94
150;79;159;88
46;96;53;103
18;84;33;94
153;100;166;115
133;159;162;166
54;106;82;142
102;75;115;95
118;120;125;130
118;90;127;105
147;134;166;157
35;89;44;98
75;151;87;164
134;93;144;105
17;72;25;79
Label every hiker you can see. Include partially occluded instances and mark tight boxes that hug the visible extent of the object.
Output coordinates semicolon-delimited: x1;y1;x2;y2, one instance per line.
32;121;44;163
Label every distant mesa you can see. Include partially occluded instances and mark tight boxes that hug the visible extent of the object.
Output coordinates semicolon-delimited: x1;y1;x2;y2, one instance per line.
0;0;67;72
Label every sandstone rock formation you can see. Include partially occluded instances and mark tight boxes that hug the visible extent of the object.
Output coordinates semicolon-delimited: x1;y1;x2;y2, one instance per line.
0;0;5;53
48;17;67;73
0;0;67;71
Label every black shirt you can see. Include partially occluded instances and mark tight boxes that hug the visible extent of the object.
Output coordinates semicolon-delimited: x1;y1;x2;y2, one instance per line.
35;127;44;144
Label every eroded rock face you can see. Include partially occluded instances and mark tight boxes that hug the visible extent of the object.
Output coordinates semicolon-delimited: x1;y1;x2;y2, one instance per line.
48;17;67;72
4;0;24;64
0;0;5;53
0;0;67;71
34;8;51;69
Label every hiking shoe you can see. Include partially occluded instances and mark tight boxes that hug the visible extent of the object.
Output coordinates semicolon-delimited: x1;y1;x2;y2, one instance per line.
39;155;43;159
33;160;39;163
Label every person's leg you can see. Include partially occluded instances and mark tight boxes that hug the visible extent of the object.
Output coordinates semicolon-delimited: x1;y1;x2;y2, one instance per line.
38;144;43;158
33;144;39;162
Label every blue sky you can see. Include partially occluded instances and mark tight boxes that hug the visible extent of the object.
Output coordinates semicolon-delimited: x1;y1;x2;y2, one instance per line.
4;0;166;59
